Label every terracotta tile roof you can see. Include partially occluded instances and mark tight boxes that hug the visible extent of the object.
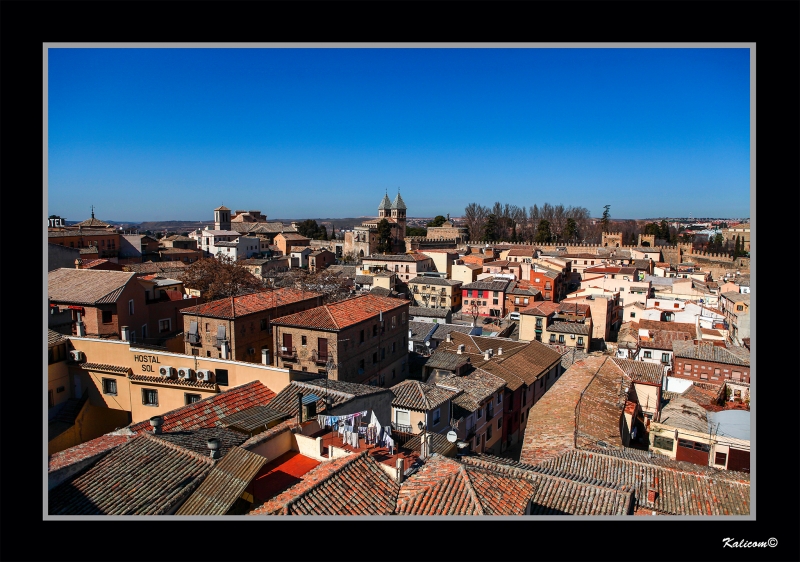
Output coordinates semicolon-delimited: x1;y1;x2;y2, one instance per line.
128;373;217;390
436;369;505;411
557;302;590;315
48;434;134;473
48;329;67;347
272;294;407;331
391;380;460;411
153;427;248;459
612;358;664;386
269;379;389;417
520;357;630;465
123;261;188;274
640;330;692;350
672;340;749;366
547;322;591;335
218;405;291;433
176;446;268;515
506;281;541;296
398;455;583;515
408;276;461;286
460;455;634;515
637;319;697;335
408;306;449;318
79;363;131;375
127;381;276;434
462;278;512;291
520;301;561;316
436;333;562;390
182;288;322;320
250;451;400;515
507;248;538;257
423;351;471;372
48;268;136;305
536;448;750;515
49;433;214;515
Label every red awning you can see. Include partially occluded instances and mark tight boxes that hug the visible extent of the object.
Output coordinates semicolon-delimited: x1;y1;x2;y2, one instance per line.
67;305;85;312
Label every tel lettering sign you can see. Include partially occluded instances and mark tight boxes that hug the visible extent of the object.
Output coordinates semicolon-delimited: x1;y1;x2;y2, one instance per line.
48;217;66;228
134;354;161;372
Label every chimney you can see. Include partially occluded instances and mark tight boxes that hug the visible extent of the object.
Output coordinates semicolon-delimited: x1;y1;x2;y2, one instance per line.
75;258;82;269
262;348;270;365
647;487;658;503
497;347;503;355
221;340;230;359
149;416;164;434
120;326;130;342
396;457;405;484
207;438;221;459
76;312;86;337
297;391;304;424
457;344;465;354
446;333;452;343
484;349;491;361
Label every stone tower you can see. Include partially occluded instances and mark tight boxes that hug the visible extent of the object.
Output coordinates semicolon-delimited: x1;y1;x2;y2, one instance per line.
377;191;392;219
390;190;407;243
602;232;623;247
214;205;231;231
638;233;656;247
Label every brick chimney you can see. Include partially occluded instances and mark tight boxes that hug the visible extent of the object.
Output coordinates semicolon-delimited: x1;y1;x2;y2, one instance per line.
647;487;658;502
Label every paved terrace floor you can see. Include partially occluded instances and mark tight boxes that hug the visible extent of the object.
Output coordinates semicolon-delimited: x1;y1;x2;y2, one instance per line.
251;450;321;503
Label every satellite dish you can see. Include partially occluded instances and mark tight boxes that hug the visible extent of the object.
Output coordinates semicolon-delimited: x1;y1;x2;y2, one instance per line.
425;340;431;347
446;430;458;443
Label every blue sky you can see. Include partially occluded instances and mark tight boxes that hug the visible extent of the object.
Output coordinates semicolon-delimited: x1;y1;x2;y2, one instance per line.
47;47;751;222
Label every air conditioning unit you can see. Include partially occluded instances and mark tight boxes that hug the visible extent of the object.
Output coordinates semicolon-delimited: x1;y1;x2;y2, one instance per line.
281;347;287;352
178;367;195;380
571;334;576;339
69;350;85;362
159;366;176;378
196;369;215;382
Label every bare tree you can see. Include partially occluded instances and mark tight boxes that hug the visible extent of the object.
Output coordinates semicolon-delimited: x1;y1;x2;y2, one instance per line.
552;204;566;242
179;256;264;301
464;202;489;241
529;204;540;244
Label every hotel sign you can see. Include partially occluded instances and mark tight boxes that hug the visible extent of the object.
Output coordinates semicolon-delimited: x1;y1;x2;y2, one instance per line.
48;217;66;227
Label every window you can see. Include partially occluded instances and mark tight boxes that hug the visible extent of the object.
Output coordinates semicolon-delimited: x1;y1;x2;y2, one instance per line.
654;301;660;307
643;351;652;358
401;312;406;324
732;371;742;381
185;393;201;405
486;424;492;440
539;378;544;388
477;407;482;419
577;337;584;346
497;393;502;404
158;319;171;333
630;312;636;318
684;363;692;371
549;335;556;343
493;291;498;297
216;369;228;386
498;418;502;429
715;451;728;466
260;319;268;331
700;372;708;380
372;352;378;364
205;323;210;332
301;335;307;346
207;350;211;357
360;330;365;344
433;408;441;426
128;300;135;315
660;353;670;363
396;409;410;427
102;310;113;324
736;305;743;311
142;388;158;406
714;368;720;376
653;435;674;450
102;378;117;396
515;297;520;304
391;369;396;379
391;315;397;328
558;335;565;343
373;324;378;337
523;298;529;305
674;303;679;309
493;299;498;305
391;342;396;353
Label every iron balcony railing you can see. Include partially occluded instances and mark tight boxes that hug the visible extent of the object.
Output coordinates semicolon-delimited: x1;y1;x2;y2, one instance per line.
391;422;413;434
278;346;298;360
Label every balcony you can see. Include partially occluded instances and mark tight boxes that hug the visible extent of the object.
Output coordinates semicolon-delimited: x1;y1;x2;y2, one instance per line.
312;350;329;365
185;333;202;346
278;346;298;361
391;422;413;434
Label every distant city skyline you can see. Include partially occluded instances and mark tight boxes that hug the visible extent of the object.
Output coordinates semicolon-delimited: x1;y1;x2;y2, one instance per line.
47;46;751;222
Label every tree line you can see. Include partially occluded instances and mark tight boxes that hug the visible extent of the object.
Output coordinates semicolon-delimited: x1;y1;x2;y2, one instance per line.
463;202;596;244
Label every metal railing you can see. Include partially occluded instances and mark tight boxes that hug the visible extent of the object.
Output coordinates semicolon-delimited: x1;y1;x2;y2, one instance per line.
391;422;413;434
278;346;297;360
312;350;329;365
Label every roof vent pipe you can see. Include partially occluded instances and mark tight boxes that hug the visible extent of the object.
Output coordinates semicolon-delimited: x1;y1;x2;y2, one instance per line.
207;438;220;459
446;333;452;343
150;416;164;434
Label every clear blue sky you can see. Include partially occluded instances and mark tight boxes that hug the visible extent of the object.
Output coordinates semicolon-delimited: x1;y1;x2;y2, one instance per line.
47;47;751;222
